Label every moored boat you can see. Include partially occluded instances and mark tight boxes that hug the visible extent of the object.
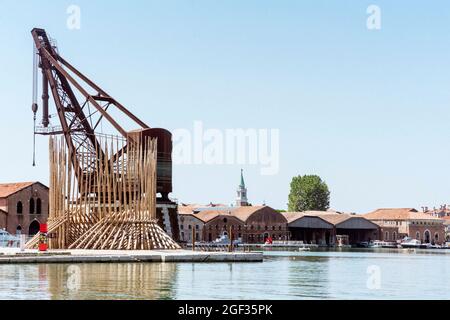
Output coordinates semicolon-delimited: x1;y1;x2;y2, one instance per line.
369;240;394;248
400;238;421;248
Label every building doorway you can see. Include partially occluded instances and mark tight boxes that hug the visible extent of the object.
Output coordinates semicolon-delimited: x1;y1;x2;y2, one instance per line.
424;230;431;244
28;220;40;236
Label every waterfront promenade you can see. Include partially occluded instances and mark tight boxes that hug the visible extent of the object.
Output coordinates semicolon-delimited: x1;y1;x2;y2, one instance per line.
0;248;263;264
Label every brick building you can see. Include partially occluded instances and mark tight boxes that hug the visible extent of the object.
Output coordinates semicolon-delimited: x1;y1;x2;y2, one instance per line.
0;182;49;235
178;205;289;243
364;208;445;244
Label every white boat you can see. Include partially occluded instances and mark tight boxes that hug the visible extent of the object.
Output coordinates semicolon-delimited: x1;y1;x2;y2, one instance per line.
368;240;384;248
400;238;421;248
298;247;311;252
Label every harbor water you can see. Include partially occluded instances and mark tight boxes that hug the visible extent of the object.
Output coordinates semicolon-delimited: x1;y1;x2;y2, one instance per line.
0;249;449;300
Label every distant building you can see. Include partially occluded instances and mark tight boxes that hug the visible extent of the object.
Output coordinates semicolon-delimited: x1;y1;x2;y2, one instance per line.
0;182;49;236
421;205;450;218
443;217;450;242
364;208;445;244
236;169;249;207
178;205;289;243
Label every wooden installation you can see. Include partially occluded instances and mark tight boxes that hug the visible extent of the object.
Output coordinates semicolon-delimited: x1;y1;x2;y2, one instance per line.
26;135;180;250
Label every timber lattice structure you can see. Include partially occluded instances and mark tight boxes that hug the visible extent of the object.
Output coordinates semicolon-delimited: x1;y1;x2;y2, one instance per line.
26;136;180;250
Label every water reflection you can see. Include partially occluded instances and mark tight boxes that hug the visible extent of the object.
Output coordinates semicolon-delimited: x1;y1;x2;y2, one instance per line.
286;255;331;299
47;263;177;300
0;263;178;300
0;250;449;299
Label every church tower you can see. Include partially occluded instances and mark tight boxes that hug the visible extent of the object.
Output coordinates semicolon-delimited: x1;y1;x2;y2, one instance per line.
236;169;248;207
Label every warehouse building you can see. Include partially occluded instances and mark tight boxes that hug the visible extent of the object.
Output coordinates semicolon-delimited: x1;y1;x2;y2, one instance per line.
178;205;289;243
285;211;380;246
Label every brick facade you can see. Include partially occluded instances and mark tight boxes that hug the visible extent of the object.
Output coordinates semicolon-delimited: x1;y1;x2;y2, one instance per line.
0;182;49;235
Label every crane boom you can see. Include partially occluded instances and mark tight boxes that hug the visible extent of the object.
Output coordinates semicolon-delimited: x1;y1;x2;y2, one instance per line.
31;28;173;200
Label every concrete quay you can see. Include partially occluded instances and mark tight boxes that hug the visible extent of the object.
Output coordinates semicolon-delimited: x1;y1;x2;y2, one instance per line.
0;248;263;264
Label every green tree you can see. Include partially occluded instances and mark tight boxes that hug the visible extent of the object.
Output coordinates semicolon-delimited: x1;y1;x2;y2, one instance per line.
288;175;330;212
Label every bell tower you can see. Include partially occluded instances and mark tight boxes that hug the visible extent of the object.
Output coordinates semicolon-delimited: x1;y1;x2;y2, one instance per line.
236;169;248;207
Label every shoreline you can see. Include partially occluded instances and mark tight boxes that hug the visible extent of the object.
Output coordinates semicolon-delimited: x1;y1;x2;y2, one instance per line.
0;249;263;264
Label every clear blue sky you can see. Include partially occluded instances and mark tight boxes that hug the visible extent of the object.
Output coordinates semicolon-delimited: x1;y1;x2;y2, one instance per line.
1;0;450;213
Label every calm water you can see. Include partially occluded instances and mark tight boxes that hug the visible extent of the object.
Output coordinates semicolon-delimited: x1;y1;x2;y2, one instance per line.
0;249;449;300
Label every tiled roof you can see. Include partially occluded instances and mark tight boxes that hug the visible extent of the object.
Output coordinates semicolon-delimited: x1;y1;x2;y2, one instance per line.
319;214;353;225
191;210;237;223
179;205;274;223
0;182;40;198
283;211;359;226
231;206;266;222
364;208;443;221
283;212;306;223
178;203;232;214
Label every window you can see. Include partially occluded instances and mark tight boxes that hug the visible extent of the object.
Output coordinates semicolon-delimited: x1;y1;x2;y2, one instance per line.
36;198;42;215
188;225;192;230
385;231;389;241
393;232;397;240
195;225;199;230
29;198;35;214
180;224;184;230
416;232;420;240
16;202;23;214
181;232;185;240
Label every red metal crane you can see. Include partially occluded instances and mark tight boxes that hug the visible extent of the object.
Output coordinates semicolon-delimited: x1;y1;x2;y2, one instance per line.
31;28;173;201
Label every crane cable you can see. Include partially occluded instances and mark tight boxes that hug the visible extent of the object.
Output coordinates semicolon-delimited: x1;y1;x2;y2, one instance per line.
32;44;38;167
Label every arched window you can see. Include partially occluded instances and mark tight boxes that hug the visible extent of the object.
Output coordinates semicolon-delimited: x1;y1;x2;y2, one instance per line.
16;202;23;214
393;232;397;240
36;198;42;215
28;220;40;236
434;233;439;242
16;225;22;235
29;198;35;214
385;231;389;241
416;232;420;240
